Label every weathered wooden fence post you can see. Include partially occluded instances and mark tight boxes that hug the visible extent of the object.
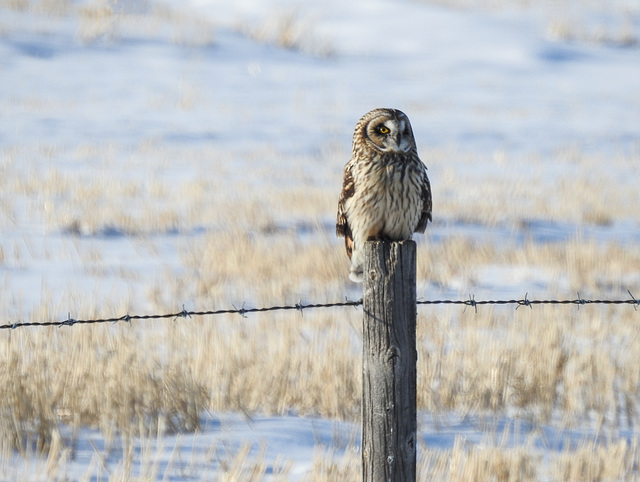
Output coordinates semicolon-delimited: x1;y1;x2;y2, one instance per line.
362;240;417;482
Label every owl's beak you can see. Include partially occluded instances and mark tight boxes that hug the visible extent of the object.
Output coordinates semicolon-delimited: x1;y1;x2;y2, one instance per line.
389;134;403;152
397;136;412;152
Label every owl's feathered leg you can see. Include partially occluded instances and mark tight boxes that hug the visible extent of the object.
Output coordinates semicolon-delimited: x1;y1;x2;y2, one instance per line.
349;263;364;283
349;246;365;282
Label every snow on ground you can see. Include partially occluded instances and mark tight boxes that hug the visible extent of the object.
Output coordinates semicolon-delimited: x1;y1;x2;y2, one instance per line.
3;0;639;155
3;411;634;480
1;0;640;479
2;414;358;480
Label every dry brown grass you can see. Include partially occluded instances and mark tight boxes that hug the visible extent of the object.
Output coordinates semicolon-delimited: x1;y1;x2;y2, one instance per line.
2;229;640;479
418;304;640;426
3;142;639;237
2;140;640;443
420;0;639;46
0;0;215;45
235;8;335;58
550;439;637;481
77;3;214;47
426;146;640;226
277;435;640;480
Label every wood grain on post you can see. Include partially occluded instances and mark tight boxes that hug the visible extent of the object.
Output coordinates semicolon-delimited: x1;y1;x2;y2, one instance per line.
362;240;417;482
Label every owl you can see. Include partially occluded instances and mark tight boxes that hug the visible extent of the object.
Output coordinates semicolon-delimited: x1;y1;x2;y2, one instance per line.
336;108;432;282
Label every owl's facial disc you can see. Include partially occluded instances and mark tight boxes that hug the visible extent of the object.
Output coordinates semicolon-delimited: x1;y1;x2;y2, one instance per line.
370;118;413;153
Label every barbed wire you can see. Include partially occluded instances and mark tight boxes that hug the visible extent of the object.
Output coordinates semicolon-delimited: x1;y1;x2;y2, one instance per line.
1;291;638;330
420;291;640;313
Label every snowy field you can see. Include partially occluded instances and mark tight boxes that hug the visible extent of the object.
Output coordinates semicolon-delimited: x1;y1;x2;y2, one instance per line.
1;0;640;480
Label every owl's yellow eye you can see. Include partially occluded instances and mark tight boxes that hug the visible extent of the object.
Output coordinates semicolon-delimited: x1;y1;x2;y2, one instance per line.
377;126;390;134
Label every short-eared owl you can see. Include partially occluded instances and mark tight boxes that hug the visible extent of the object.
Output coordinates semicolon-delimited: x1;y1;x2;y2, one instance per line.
336;108;432;282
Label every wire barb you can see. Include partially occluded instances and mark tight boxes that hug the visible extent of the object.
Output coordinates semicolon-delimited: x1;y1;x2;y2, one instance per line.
345;296;362;309
464;294;478;314
59;313;76;327
628;290;639;311
516;292;532;310
232;303;248;319
576;292;588;309
174;305;192;321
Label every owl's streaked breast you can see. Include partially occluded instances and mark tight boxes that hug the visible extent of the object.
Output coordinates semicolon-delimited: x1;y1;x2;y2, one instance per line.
347;156;423;240
336;107;432;282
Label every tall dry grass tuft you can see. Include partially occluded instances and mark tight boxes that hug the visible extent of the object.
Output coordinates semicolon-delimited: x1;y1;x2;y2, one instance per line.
209;442;292;482
164;312;361;421
418;0;639;47
0;324;208;454
0;350;60;454
75;0;215;46
418;307;566;420
303;448;360;481
446;438;537;482
181;230;347;304
418;304;640;428
428;147;640;226
236;8;334;58
551;439;637;481
0;0;29;11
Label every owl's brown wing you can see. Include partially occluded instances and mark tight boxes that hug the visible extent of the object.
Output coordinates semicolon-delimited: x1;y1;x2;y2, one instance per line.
336;160;356;259
415;171;432;233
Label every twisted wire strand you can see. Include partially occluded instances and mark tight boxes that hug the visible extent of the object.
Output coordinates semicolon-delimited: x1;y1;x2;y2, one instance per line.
1;291;638;330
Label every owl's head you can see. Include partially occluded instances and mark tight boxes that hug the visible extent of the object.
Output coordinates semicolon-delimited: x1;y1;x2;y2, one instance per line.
354;108;416;154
